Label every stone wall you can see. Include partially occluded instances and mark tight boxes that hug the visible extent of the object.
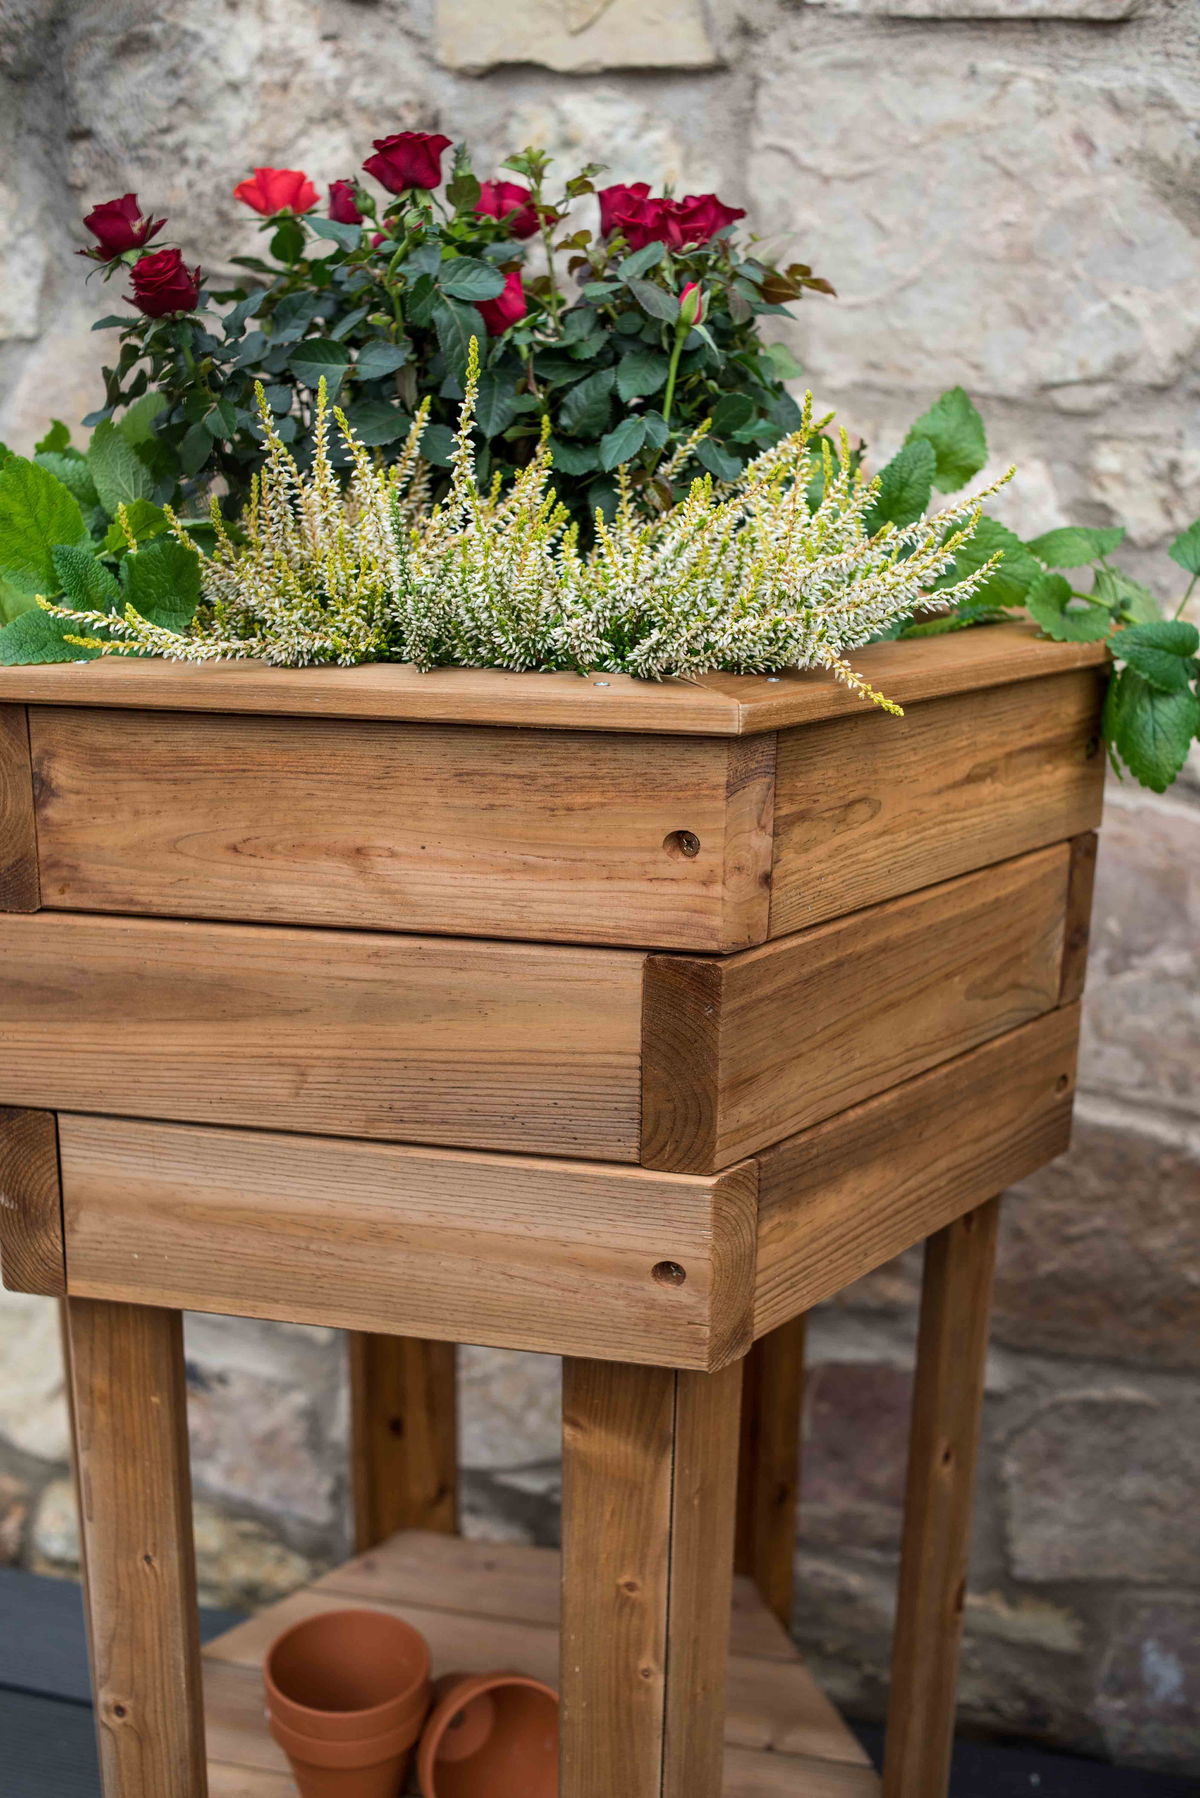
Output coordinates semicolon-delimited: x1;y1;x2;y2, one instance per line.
0;0;1197;1774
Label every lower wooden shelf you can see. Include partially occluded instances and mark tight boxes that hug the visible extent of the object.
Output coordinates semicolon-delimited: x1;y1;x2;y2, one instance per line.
201;1529;880;1797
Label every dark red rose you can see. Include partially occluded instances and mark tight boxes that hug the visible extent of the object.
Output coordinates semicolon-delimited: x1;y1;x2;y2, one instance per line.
597;181;650;238
676;193;746;244
233;167;319;216
129;247;201;318
328;180;363;226
477;268;527;337
476;179;539;241
608;194;686;252
362;132;452;194
79;193;164;261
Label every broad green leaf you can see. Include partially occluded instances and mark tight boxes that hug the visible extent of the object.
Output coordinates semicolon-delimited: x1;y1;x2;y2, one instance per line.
101;499;169;553
1168;519;1200;578
329;305;372;341
905;387;987;493
1091;566;1162;624
474;373;519;439
627;279;679;323
417;423;457;468
87;418;154;513
180;421;213;478
1025;569;1112;642
309;216;362;253
0;456;89;595
599;415;648;471
221;291;264;339
867;439;935;532
431;297;487;384
402;243;443;283
642;411;669;452
616;347;670;402
355;341;411;382
710;392;756;438
1101;665;1124;775
547;438;600;476
761;341;804;382
34;451;100;511
1112;620;1200;691
438;257;507;303
120;535;201;633
0;605;102;663
695;438;742;483
345;400;412;447
203;397;239;440
35;420;71;454
954;517;1041;610
270;218;306;263
52;543;122;613
1113;671;1200;793
288;338;352;393
617;243;666;283
1026;524;1125;568
0;577;34;623
1116;619;1200;656
559;368;616;440
92;316;128;331
116;391;168;448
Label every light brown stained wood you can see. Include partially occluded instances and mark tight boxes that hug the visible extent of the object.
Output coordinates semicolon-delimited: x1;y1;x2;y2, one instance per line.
29;707;774;951
66;1297;207;1798
1059;829;1098;1006
348;1333;457;1550
59;1115;759;1371
643;842;1070;1174
0;911;644;1160
1;621;1107;733
735;1316;805;1627
883;1198;1000;1798
768;668;1105;938
753;1004;1079;1335
0;1106;63;1295
0;703;39;910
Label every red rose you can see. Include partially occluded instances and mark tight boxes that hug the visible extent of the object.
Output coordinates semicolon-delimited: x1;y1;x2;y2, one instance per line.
676;193;746;245
328;181;363;226
362;132;452;194
129;247;201;318
608;194;685;252
233;168;319;217
477;268;527;337
79;193;165;261
476;180;539;241
597;181;650;238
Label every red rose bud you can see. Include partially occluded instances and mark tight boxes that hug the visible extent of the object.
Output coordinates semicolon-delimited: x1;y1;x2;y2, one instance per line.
233;168;319;217
79;193;165;261
129;247;201;318
679;281;705;327
362;131;452;194
676;192;746;245
475;179;539;241
477;268;527;337
597;181;650;238
327;180;363;226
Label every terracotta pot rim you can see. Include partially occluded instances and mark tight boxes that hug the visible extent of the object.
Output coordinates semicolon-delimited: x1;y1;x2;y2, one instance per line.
269;1706;425;1769
264;1606;431;1740
417;1670;559;1796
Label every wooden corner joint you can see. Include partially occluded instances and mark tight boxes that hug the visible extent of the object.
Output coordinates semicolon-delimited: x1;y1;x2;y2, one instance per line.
0;1106;64;1296
704;1158;759;1373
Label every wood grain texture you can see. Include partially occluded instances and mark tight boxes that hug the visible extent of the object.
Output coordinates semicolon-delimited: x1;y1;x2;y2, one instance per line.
644;844;1070;1174
735;1317;805;1627
66;1298;206;1798
883;1199;1000;1798
60;1115;759;1370
30;708;773;951
0;1106;63;1295
2;623;1106;734
0;910;644;1160
769;669;1105;937
0;703;39;910
1059;829;1098;1006
348;1334;457;1550
754;1005;1079;1335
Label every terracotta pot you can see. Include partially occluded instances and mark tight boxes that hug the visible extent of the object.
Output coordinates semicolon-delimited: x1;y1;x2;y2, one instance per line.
268;1709;423;1798
264;1607;431;1742
417;1671;559;1798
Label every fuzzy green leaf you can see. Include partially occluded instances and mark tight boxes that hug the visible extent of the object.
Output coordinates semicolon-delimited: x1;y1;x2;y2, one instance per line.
616;347;670;402
432;297;487;384
34;452;100;512
0;456;89;595
1168;519;1200;578
101;499;170;553
599;414;648;471
34;420;71;454
116;391;168;448
905;387;987;493
627;279;679;323
354;341;411;382
474;373;519;439
1025;569;1112;642
0;605;103;664
119;535;201;633
438;257;507;303
288;338;352;393
559;368;616;441
1090;566;1162;624
1112;619;1200;691
87;418;154;513
1112;671;1200;793
52;543;122;612
345;400;412;447
867;439;935;532
1026;525;1125;568
954;518;1041;610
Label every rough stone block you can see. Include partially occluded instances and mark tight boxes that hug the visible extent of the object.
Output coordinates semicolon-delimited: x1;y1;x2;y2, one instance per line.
800;1360;912;1550
0;1470;28;1564
803;0;1140;15
434;0;720;74
1093;1593;1200;1772
0;1289;69;1464
459;1345;562;1471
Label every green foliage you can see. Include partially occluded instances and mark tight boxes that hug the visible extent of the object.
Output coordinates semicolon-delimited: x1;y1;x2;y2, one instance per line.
1027;525;1125;567
1024;570;1111;642
1168;520;1200;578
87;419;154;513
905;387;988;493
0;457;89;595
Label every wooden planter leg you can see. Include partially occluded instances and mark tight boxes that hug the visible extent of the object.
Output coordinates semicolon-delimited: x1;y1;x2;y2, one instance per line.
347;1333;457;1551
883;1196;1001;1798
560;1356;743;1798
65;1297;207;1798
735;1314;805;1629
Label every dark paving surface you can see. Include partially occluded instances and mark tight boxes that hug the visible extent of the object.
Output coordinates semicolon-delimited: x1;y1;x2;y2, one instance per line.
2;1569;1196;1797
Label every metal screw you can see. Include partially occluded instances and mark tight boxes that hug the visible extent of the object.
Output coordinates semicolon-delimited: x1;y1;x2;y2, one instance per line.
766;676;781;683
594;680;610;687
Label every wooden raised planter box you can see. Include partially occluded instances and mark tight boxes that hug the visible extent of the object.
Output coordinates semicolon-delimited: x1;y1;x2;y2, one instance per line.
0;623;1107;1798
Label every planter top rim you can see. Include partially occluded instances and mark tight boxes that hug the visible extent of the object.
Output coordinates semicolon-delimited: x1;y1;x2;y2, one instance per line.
0;623;1107;735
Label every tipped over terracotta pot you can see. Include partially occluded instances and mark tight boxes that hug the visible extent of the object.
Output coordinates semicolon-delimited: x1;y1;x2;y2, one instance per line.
417;1671;558;1798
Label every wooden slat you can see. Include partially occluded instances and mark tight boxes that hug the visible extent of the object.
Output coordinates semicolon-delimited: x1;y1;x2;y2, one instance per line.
1059;829;1098;1006
768;668;1105;937
643;844;1070;1173
66;1297;206;1798
0;911;644;1161
883;1199;1000;1798
0;703;39;910
59;1115;759;1371
753;1005;1078;1335
29;708;774;951
736;1316;805;1627
0;622;1106;734
0;1106;63;1295
348;1333;457;1549
723;1747;881;1797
